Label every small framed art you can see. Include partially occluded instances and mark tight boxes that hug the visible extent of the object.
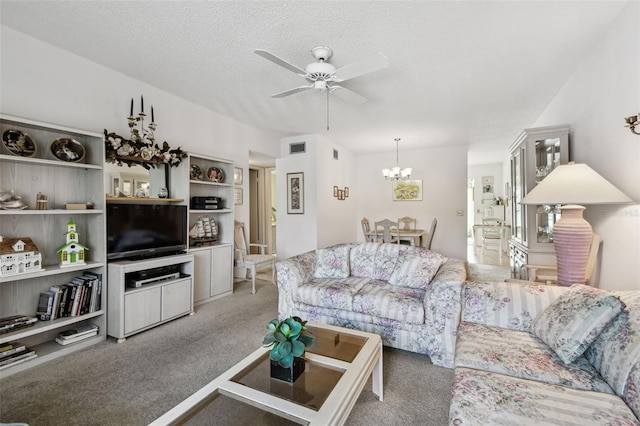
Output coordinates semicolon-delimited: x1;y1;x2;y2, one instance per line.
287;172;304;214
234;188;243;205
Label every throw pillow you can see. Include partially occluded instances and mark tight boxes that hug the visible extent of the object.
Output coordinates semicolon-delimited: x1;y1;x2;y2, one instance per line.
532;284;625;364
388;250;447;290
314;245;351;279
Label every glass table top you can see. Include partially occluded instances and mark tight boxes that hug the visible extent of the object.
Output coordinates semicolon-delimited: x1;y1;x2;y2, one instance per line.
229;326;369;411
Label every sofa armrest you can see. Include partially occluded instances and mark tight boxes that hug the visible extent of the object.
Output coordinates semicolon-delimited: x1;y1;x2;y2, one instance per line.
275;250;317;316
423;258;467;368
461;281;569;332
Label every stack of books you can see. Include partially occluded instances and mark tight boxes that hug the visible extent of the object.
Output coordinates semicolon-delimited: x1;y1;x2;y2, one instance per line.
55;324;99;346
0;315;38;334
36;272;102;321
0;341;37;370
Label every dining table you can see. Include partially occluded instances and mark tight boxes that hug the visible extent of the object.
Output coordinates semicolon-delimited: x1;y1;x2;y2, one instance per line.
366;228;426;246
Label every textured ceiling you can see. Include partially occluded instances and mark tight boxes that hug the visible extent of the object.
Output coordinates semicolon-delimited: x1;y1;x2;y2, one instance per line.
0;1;627;164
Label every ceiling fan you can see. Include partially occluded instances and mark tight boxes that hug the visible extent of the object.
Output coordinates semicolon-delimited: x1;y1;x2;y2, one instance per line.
254;46;389;105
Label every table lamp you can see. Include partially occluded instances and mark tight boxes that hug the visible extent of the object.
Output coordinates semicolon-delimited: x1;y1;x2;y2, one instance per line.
520;162;633;286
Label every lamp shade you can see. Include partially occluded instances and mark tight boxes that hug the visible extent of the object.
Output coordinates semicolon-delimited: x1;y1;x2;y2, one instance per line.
521;163;633;205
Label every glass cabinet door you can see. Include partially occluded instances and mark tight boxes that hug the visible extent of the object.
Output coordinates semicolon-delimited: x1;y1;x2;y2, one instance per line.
533;138;562;243
511;147;525;244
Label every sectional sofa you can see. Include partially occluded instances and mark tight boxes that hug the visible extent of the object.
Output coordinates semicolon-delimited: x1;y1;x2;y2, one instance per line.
275;242;467;368
450;281;640;425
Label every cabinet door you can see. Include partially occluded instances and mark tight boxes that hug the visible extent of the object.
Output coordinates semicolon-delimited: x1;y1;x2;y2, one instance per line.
162;278;192;320
211;245;232;297
124;287;162;334
192;249;213;303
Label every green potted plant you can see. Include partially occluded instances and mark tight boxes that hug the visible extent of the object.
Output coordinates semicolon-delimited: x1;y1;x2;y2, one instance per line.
263;316;314;382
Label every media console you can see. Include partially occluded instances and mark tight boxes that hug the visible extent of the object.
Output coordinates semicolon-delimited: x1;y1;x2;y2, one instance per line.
107;253;194;342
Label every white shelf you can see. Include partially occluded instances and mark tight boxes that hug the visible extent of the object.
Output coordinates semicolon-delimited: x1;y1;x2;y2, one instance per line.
0;115;107;377
0;209;104;216
189;180;233;188
0;311;104;344
0;261;104;284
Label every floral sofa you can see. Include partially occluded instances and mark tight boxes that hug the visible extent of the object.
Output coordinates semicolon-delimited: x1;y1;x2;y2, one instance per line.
275;242;467;368
449;281;640;425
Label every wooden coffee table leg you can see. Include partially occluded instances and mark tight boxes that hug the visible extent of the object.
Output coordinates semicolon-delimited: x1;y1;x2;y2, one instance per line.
372;345;384;401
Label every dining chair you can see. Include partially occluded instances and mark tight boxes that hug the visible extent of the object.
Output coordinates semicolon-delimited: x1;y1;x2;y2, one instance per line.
398;216;417;231
374;219;400;244
480;218;505;258
361;217;376;242
234;220;275;294
424;218;437;249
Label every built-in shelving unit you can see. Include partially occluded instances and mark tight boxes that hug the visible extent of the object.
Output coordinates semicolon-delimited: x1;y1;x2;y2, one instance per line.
172;153;234;305
0;114;107;377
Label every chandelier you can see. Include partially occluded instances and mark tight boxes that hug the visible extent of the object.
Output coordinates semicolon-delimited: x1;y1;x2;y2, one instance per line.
382;138;412;180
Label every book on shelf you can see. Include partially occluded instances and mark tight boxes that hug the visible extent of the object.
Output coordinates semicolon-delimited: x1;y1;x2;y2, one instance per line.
55;330;98;346
0;349;37;370
36;290;56;321
0;316;37;334
0;341;27;359
58;324;99;340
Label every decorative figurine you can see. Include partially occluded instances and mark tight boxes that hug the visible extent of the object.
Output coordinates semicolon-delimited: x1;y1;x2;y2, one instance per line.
0;236;42;277
56;218;89;267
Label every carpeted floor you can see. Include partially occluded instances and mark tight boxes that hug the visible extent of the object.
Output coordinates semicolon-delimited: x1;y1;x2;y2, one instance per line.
0;276;456;426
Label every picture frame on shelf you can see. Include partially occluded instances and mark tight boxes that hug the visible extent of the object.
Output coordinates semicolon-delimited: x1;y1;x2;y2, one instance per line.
234;167;243;185
287;172;304;214
234;187;243;205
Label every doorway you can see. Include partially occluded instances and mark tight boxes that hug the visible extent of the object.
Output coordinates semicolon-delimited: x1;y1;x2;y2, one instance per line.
248;155;276;255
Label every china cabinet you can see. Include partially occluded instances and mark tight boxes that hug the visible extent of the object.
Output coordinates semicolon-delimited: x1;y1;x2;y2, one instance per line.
166;153;235;305
508;124;569;279
0;115;106;377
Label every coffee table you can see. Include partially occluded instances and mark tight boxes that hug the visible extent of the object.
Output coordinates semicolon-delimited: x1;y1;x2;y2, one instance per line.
150;322;383;425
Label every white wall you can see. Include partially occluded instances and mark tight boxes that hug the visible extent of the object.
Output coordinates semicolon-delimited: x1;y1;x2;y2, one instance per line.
532;2;640;291
276;134;358;259
357;145;468;259
0;26;282;232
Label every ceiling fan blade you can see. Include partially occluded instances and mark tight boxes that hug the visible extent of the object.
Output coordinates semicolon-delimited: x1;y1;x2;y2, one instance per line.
330;85;368;104
333;52;389;82
254;49;306;76
271;85;314;98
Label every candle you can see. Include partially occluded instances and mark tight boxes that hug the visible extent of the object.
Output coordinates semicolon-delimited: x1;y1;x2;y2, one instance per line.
151;106;154;122
130;98;133;116
141;95;144;113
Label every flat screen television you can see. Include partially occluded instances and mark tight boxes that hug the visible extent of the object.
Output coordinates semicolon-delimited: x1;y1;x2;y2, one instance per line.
107;203;187;261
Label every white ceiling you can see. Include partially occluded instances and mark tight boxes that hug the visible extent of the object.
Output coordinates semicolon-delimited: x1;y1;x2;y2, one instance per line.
0;1;627;165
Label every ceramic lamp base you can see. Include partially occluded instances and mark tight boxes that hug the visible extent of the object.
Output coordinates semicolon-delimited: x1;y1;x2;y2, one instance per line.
553;205;592;286
270;356;305;383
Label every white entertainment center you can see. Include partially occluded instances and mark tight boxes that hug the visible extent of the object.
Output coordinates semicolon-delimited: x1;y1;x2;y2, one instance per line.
107;253;194;342
0;115;236;376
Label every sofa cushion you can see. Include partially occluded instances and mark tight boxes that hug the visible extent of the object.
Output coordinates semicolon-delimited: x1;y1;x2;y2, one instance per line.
585;290;640;401
296;277;369;311
388;249;447;290
349;243;379;279
455;322;613;393
449;367;640;426
314;245;351;279
532;284;625;364
352;282;426;324
372;243;401;281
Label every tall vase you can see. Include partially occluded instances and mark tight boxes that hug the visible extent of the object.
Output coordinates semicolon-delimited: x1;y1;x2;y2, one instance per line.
553;205;592;286
270;356;305;383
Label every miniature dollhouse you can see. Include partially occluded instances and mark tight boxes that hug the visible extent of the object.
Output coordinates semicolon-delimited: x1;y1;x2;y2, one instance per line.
56;218;89;267
0;236;43;277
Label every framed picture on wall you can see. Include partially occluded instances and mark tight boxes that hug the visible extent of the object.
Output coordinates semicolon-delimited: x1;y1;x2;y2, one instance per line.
392;180;423;201
234;167;243;185
287;172;304;214
234;188;243;205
